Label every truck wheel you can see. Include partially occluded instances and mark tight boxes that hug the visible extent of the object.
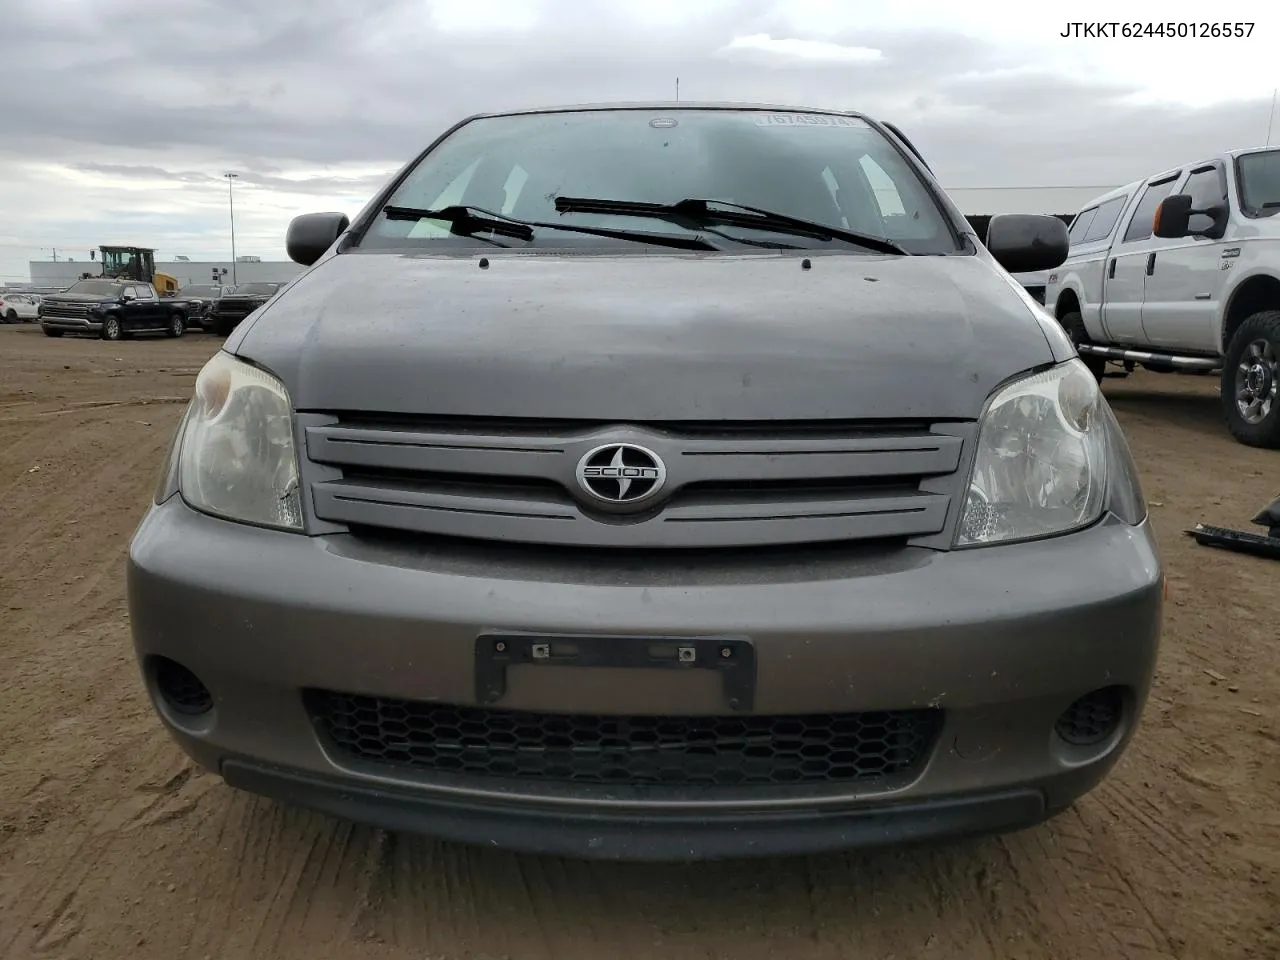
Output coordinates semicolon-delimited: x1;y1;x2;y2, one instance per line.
101;315;123;341
1222;310;1280;449
166;312;186;338
213;318;235;337
1058;312;1106;382
3;309;16;323
43;327;63;338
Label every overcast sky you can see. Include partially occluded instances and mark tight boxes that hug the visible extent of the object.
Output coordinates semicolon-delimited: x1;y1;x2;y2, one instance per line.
1;0;1276;284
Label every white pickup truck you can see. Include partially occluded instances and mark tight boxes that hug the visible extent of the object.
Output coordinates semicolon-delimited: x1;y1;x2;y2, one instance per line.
1044;147;1280;448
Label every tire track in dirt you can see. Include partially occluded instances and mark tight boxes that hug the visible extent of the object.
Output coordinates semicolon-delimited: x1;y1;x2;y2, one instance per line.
1010;809;1179;959
0;415;170;581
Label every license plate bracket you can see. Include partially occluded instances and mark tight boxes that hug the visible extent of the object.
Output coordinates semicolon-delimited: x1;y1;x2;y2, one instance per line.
474;633;756;711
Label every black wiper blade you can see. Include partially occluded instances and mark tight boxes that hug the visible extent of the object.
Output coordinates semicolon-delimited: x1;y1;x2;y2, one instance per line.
522;220;719;251
554;196;909;255
382;203;718;252
383;204;534;242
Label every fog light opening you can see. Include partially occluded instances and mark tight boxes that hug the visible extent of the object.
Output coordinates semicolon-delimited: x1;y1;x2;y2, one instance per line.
153;656;214;716
1054;686;1124;747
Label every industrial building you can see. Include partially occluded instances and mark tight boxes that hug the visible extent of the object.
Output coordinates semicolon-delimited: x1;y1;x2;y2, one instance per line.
26;257;305;290
20;186;1110;291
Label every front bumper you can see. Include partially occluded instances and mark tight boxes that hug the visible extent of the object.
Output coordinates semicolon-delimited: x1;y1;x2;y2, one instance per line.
224;760;1050;860
40;317;103;334
127;499;1163;860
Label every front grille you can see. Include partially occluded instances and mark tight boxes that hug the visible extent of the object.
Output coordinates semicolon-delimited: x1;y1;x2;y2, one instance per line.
213;298;261;319
40;302;89;319
306;690;942;787
304;415;968;549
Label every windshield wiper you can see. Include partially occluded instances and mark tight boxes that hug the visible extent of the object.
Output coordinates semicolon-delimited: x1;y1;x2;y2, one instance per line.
383;204;532;245
382;203;719;252
553;196;910;255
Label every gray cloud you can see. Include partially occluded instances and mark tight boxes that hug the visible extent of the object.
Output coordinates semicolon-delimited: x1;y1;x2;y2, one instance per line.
0;0;1275;277
68;162;391;197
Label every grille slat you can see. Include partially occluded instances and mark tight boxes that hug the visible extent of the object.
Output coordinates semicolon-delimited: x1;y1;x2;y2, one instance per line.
307;690;942;787
40;303;90;319
211;298;260;322
305;416;965;549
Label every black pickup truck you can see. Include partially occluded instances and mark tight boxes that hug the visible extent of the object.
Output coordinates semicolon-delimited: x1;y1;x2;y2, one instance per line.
39;279;188;340
168;283;228;330
207;282;283;335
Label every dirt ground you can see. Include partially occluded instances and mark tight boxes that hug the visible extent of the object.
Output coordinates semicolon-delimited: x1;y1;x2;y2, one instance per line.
0;323;1276;960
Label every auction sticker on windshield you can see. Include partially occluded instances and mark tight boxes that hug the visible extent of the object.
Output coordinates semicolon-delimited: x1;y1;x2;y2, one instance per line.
754;113;864;127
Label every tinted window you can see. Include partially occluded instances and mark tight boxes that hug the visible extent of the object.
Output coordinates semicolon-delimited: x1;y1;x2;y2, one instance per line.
364;109;958;255
1082;196;1128;242
1067;207;1097;245
233;283;281;295
1183;166;1226;234
1122;177;1179;243
67;280;125;297
135;284;155;298
1236;150;1280;216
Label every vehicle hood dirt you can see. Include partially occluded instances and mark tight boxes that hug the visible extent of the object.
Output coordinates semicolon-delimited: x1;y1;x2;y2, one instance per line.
42;293;117;305
233;251;1057;422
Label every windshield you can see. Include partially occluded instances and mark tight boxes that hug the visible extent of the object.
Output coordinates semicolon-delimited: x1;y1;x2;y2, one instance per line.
182;284;220;297
65;280;124;297
361;108;958;255
233;283;281;295
1237;150;1280;215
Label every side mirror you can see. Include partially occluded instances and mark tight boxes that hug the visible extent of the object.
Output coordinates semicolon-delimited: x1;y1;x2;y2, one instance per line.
985;214;1069;274
120;292;135;301
286;212;350;266
1154;194;1226;239
1153;194;1193;238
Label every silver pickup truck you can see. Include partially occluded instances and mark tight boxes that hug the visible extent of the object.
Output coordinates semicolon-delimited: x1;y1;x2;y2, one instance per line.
1045;147;1280;448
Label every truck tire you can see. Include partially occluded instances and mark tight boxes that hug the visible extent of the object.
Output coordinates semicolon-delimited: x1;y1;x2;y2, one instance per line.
166;312;186;338
213;317;236;337
43;327;63;338
1222;310;1280;449
101;314;123;341
1058;312;1106;382
4;308;17;323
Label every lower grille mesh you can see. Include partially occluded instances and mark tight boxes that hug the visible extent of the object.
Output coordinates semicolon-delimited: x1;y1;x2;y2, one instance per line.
306;690;941;787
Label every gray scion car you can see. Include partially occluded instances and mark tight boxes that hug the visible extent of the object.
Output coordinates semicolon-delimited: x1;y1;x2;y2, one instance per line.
127;103;1162;861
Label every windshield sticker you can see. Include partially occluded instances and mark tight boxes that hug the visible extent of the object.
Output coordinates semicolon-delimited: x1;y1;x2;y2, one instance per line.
754;113;862;128
649;117;678;128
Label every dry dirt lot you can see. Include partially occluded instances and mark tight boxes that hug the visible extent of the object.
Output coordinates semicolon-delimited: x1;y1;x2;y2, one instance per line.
0;324;1276;960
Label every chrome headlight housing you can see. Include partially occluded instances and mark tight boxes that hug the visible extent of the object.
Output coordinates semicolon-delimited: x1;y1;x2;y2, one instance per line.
956;359;1108;547
177;351;302;531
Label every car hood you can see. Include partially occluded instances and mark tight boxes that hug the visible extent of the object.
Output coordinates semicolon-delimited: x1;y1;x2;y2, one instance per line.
233;251;1061;422
42;293;114;305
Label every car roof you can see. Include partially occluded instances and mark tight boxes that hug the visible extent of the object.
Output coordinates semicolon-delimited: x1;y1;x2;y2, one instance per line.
463;101;873;123
1074;145;1280;214
1138;145;1279;189
1223;145;1279;160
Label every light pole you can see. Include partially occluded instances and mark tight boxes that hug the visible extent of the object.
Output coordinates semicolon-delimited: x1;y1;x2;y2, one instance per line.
224;172;239;286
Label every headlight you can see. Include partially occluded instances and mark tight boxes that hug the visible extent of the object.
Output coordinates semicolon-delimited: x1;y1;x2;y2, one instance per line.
177;351;303;531
956;358;1108;547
